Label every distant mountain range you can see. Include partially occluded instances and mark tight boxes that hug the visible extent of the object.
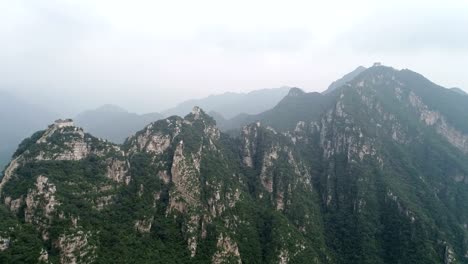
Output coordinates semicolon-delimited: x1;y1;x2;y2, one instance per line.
0;91;56;171
73;87;293;144
0;87;290;170
74;104;163;143
162;86;291;119
217;88;335;131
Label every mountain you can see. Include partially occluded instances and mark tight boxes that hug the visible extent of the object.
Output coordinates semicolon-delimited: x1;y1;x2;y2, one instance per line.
74;104;163;143
450;87;467;95
1;65;468;263
219;87;336;132
162;87;291;119
323;66;367;94
0;91;56;172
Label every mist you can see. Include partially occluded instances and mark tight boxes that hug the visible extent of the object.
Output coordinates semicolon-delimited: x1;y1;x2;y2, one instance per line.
1;0;468;115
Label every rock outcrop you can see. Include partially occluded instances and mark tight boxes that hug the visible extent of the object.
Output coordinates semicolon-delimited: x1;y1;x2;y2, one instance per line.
408;91;468;153
212;233;241;264
57;230;96;264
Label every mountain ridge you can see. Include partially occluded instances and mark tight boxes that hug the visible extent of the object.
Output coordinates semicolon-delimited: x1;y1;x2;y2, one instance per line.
322;66;367;94
162;86;291;119
74;104;163;144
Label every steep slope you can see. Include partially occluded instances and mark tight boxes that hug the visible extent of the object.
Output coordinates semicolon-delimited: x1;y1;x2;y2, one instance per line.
0;91;56;172
75;104;163;143
239;122;331;263
162;87;290;119
312;65;468;263
220;88;335;132
322;66;367;94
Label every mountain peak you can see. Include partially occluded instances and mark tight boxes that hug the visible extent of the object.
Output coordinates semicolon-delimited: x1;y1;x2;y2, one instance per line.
324;66;367;94
184;106;216;126
95;104;128;113
287;87;305;97
52;118;75;128
191;106;203;118
190;106;210;121
36;118;84;145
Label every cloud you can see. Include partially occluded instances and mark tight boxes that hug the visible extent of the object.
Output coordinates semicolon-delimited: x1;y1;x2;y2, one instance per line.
339;7;468;53
1;0;468;114
198;27;314;53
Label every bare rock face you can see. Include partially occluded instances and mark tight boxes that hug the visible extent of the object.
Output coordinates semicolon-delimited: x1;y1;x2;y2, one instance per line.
240;122;259;168
25;176;59;219
94;195;114;211
317;93;384;209
127;116;183;154
38;248;49;262
25;175;60;240
409;91;468;153
240;123;314;213
186;215;201;257
35;125;90;161
278;249;290;264
206;185;241;217
454;173;468;184
169;140;201;212
168;140;203;257
385;190;417;223
320;94;379;163
0;236;10;251
259;146;279;193
136;132;172;155
134;217;154;233
106;158;130;184
444;244;457;264
3;196;23;214
158;170;171;184
51;141;89;161
57;230;96;264
0;156;21;193
191;106;203;120
211;233;241;264
147;134;171;154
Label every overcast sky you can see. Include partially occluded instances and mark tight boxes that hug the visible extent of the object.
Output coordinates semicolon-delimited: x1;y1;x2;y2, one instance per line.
1;0;468;115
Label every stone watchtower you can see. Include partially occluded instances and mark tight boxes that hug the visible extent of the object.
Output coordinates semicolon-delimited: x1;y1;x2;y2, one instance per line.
54;119;74;128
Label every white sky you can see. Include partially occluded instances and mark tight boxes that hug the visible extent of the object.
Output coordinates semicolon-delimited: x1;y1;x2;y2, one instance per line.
1;0;468;114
